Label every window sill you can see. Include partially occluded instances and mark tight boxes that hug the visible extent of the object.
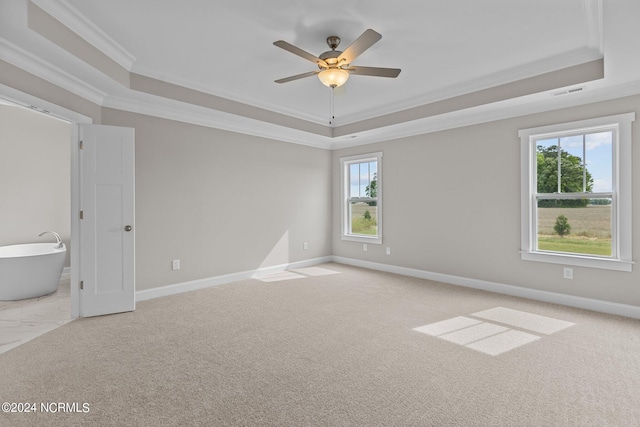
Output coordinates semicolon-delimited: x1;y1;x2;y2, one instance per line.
341;234;382;245
520;251;633;272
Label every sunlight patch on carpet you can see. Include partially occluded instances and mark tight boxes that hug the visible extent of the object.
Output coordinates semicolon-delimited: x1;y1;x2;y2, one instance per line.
466;330;540;356
255;271;307;282
255;266;340;282
413;307;574;356
438;323;509;345
471;307;575;334
413;316;481;336
290;267;340;277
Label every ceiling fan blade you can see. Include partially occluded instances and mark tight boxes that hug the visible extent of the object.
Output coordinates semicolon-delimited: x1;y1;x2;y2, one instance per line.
337;29;382;64
274;71;319;84
347;66;401;78
273;40;327;67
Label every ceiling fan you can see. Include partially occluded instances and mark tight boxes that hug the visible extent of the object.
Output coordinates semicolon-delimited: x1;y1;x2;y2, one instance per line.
273;29;401;88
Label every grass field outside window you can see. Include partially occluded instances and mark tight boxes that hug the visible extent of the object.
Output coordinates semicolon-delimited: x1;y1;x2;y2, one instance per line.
537;205;611;256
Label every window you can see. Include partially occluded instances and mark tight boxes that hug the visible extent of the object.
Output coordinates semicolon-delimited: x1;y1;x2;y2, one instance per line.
340;152;382;243
519;113;634;271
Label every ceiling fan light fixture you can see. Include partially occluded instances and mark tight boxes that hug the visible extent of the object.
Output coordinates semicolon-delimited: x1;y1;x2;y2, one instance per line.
318;68;349;88
274;29;400;87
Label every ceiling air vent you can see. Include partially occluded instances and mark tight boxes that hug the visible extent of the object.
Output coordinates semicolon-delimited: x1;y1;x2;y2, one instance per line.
552;86;585;96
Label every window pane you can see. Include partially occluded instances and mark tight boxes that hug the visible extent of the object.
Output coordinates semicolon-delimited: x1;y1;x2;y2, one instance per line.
559;135;586;193
350;163;360;197
538;132;612;196
349;160;378;199
350;201;378;236
536;138;559;193
359;162;369;196
585;131;613;192
367;161;377;198
537;199;612;256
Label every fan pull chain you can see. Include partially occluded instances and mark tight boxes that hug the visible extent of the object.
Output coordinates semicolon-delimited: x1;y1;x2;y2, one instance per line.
329;87;335;125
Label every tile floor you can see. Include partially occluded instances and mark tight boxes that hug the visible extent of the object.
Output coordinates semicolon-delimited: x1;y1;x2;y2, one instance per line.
0;275;72;355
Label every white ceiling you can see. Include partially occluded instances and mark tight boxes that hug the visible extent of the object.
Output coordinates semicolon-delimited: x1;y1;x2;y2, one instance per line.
2;0;640;148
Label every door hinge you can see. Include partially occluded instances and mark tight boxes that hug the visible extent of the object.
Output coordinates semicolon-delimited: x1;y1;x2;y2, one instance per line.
80;281;84;290
79;140;84;149
80;210;84;219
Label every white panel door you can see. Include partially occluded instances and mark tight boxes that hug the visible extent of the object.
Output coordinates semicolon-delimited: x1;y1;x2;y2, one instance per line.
79;124;135;317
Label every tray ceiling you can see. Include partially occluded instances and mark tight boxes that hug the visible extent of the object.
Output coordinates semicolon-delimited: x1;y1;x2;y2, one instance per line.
2;0;640;148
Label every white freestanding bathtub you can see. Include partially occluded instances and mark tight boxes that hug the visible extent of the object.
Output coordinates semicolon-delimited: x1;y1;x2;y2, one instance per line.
0;243;66;300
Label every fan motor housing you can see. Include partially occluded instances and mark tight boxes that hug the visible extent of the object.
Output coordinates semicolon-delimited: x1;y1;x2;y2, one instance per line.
319;35;343;66
319;50;342;61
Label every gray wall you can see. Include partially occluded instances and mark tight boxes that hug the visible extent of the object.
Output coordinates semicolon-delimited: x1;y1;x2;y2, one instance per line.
332;94;640;307
3;65;640;308
0;105;71;266
101;109;332;290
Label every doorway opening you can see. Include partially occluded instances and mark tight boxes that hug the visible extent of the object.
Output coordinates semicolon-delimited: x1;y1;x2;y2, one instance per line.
1;85;136;325
0;97;74;354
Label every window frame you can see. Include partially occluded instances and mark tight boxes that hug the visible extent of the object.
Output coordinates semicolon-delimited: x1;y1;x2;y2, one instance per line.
519;113;634;272
340;152;383;244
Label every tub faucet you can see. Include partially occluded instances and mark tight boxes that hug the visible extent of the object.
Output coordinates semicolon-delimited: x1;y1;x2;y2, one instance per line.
39;231;63;249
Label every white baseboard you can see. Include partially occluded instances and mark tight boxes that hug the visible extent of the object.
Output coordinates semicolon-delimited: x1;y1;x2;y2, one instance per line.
134;254;640;319
61;266;71;278
331;256;640;320
135;256;333;302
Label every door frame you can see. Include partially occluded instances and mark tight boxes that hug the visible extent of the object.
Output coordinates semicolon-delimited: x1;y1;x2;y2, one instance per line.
0;84;93;318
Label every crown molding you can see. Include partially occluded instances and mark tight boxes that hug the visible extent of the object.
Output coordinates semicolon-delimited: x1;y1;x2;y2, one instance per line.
20;0;611;147
0;36;106;104
34;0;601;129
131;62;327;126
6;26;631;152
27;0;328;126
0;82;93;124
329;78;640;149
339;47;604;126
30;0;136;70
6;0;633;151
102;94;334;150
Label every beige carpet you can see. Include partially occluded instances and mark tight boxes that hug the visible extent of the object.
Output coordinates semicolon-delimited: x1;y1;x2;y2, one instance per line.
1;263;639;426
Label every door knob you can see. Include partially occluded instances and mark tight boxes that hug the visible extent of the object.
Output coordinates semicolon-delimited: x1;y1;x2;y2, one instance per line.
124;225;132;232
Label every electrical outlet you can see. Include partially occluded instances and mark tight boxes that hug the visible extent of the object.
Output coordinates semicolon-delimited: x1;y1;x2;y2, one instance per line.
563;267;573;279
363;243;368;252
303;242;308;250
386;247;391;255
172;259;181;271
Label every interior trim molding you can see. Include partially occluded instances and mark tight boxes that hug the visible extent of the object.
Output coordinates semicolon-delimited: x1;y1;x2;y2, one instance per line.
334;58;604;137
135;256;333;302
129;73;330;138
340;47;603;126
102;95;333;150
19;2;616;148
331;256;640;319
0;82;96;124
30;0;136;70
0;37;106;105
131;62;324;126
